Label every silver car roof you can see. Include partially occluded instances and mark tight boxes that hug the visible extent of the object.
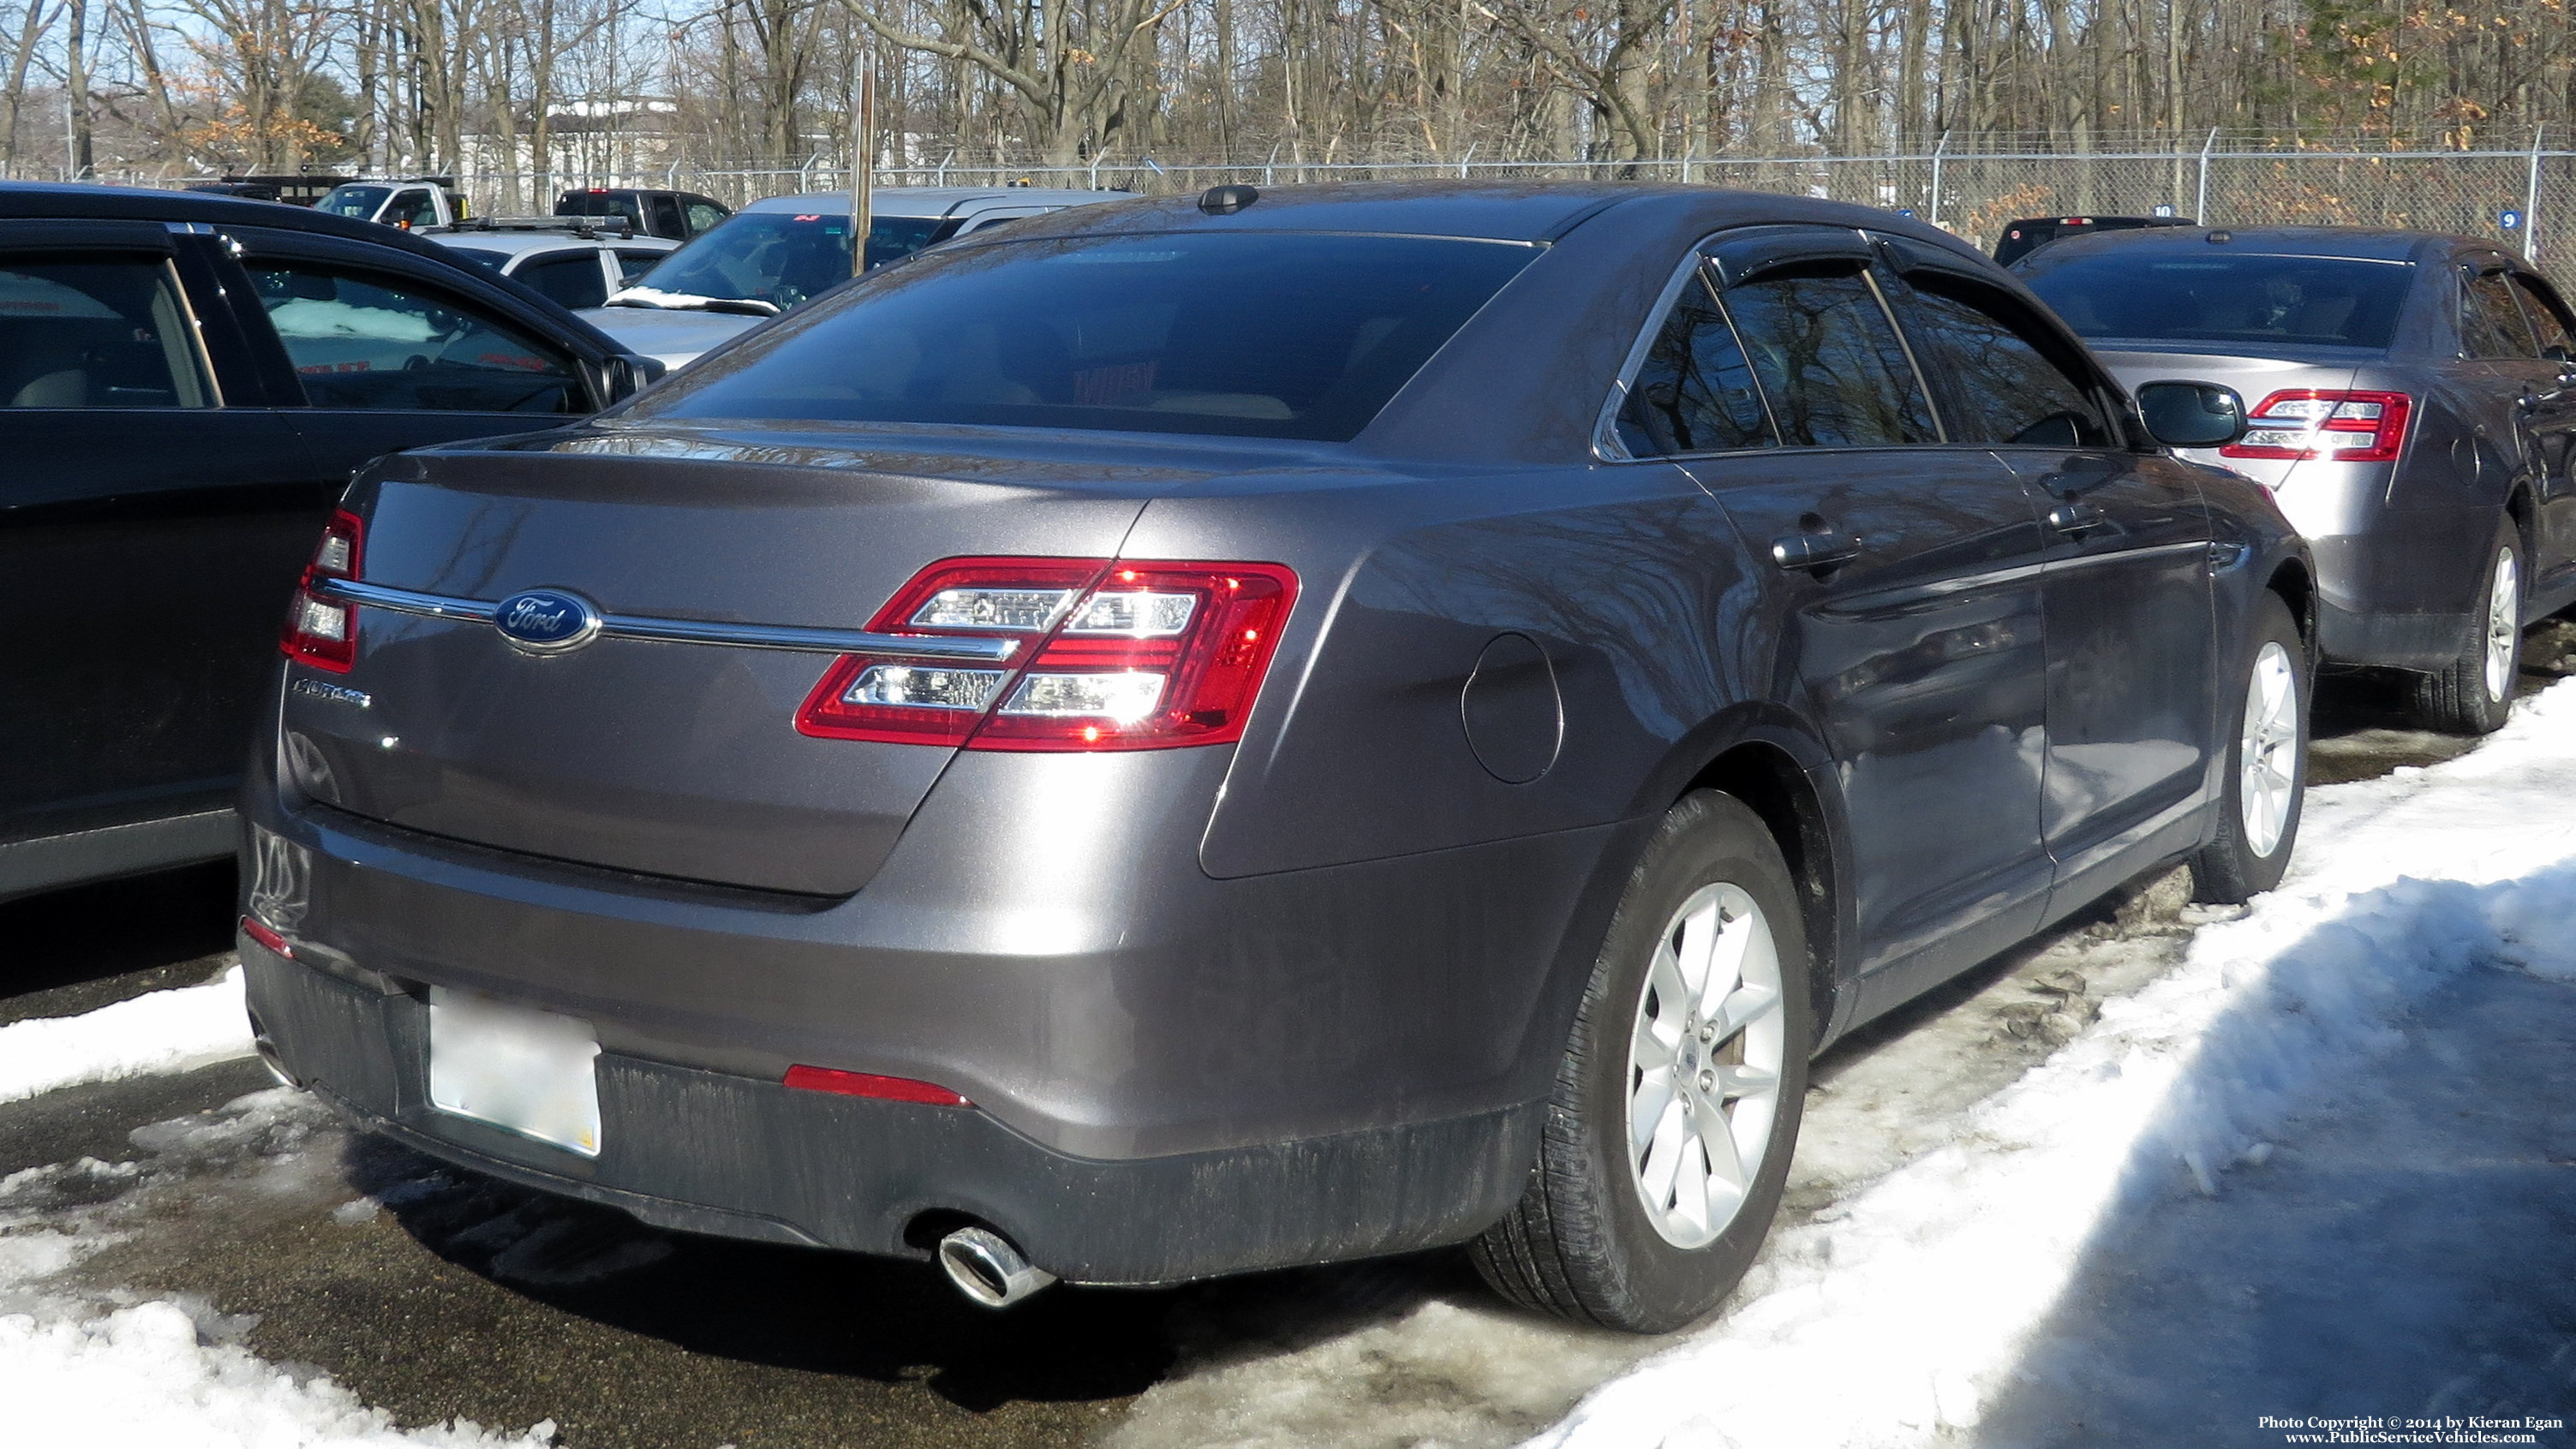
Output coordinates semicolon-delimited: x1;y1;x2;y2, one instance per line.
420;231;680;259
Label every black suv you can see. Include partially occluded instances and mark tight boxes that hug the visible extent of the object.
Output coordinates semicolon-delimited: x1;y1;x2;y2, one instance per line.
1993;214;2196;265
555;188;732;241
0;181;660;902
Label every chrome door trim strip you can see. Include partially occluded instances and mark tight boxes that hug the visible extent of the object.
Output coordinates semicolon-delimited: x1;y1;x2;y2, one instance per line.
314;578;1020;662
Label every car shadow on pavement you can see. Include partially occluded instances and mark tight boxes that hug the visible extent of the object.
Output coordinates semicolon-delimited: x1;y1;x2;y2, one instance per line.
342;1129;1180;1409
340;1125;1477;1419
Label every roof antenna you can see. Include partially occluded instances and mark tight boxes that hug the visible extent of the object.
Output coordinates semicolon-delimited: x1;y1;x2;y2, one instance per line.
1199;184;1259;216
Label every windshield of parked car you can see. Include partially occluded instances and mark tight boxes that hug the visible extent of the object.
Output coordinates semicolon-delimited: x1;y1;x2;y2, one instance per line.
315;184;392;220
2020;251;2415;349
625;232;1538;441
625;212;950;310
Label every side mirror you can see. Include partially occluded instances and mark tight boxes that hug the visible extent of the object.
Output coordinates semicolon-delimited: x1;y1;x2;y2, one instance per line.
2135;380;2247;450
598;352;667;405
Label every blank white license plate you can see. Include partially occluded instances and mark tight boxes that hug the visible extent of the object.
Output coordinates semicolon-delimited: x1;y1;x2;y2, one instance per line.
427;987;602;1157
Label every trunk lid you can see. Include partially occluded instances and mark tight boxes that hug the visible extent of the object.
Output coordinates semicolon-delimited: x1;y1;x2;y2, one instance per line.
281;423;1229;895
2095;344;2368;486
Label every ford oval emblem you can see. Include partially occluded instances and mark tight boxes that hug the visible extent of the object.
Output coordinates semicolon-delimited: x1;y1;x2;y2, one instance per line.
493;587;603;653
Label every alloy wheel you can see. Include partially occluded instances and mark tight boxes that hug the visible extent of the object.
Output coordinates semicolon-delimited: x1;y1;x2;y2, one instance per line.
1625;882;1787;1249
2483;546;2520;704
2238;640;2300;859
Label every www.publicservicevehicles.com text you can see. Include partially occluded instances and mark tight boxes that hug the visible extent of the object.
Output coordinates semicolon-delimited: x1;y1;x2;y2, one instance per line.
2264;1416;2564;1445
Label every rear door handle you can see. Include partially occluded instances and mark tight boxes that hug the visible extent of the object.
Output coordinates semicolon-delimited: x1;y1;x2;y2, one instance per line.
2047;499;2110;535
1771;528;1863;573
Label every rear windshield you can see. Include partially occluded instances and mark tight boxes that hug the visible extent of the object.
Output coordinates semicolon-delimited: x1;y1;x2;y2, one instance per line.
558;191;643;227
625;232;1538;441
314;184;391;220
631;212;950;310
2021;253;2414;349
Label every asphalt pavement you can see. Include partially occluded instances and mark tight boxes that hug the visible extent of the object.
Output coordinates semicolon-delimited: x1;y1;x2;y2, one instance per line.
4;618;2569;1449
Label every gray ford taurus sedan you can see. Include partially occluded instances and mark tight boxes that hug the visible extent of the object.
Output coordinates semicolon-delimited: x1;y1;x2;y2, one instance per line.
239;183;2310;1332
2017;225;2576;732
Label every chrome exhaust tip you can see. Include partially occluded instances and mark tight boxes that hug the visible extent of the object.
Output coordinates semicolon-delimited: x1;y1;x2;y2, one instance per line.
936;1225;1055;1309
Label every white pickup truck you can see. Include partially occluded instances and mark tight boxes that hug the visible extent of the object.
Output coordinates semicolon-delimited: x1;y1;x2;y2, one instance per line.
313;177;469;230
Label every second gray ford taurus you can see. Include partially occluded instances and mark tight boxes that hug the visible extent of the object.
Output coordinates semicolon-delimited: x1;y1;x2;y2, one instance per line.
241;183;2309;1332
2018;225;2576;731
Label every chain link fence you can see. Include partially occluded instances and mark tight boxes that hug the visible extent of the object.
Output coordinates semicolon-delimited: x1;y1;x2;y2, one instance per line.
110;139;2576;264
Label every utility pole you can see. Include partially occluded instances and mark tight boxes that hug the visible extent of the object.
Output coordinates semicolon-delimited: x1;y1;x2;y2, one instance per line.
2525;124;2544;262
850;48;873;277
64;0;92;179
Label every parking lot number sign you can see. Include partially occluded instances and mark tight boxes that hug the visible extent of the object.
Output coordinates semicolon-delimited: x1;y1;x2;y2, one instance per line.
2502;209;2525;231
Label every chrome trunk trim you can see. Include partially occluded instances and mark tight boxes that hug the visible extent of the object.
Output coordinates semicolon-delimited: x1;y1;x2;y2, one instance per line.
314;577;1020;661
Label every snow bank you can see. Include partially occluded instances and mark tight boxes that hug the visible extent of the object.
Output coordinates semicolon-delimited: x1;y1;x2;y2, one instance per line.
0;966;256;1106
1530;680;2576;1449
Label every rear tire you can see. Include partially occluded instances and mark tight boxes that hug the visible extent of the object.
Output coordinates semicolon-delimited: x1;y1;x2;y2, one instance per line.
2410;517;2523;735
2190;592;2309;904
1470;790;1811;1333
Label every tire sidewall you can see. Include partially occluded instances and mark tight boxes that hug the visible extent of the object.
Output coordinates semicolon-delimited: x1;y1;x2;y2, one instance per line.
1569;791;1812;1332
2214;593;2310;894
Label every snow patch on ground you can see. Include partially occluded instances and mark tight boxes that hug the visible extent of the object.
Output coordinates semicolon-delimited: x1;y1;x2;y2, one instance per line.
0;965;255;1106
1106;1296;1650;1449
0;1301;557;1447
1530;680;2576;1449
0;1088;558;1447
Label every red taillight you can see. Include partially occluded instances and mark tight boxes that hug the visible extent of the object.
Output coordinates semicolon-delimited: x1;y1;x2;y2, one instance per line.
239;915;292;959
784;1065;971;1106
2221;390;2412;464
796;556;1299;752
280;510;365;672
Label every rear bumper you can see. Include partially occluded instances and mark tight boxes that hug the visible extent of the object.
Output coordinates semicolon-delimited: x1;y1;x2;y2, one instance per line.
245;940;1535;1284
241;736;1641;1282
2311;596;2475;671
2298;508;2495;671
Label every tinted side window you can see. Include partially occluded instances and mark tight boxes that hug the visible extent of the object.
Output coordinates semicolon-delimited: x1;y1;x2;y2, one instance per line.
614;249;667;284
0;256;212;408
1615;266;1772;456
2510;274;2576;360
1890;275;2109;447
517;252;610;310
649;196;685;237
2465;270;2537;358
684;201;728;236
249;262;582;414
1718;264;1938;447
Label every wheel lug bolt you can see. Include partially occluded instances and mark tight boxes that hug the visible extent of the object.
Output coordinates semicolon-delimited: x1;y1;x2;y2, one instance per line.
1699;1069;1716;1091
